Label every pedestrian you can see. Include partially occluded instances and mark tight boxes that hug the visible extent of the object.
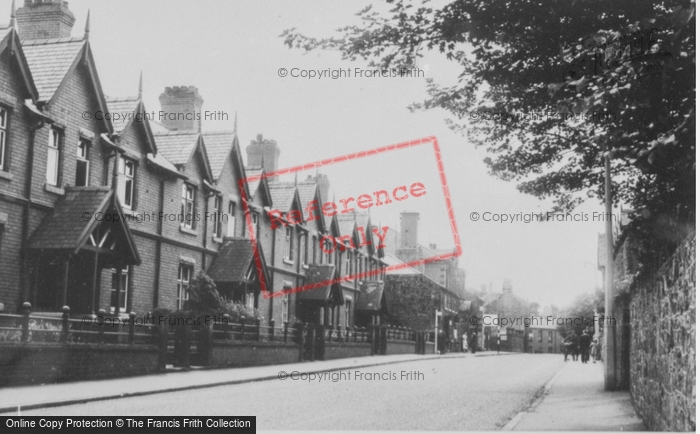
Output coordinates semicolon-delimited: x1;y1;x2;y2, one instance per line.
563;331;578;361
469;332;477;354
462;332;469;353
590;338;599;363
579;330;592;363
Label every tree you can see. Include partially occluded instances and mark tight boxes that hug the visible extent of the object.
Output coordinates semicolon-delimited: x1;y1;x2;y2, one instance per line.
283;0;695;270
557;287;605;337
184;271;222;315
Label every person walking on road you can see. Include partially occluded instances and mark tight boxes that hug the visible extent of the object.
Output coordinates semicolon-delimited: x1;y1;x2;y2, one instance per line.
579;330;592;363
469;332;477;354
563;331;579;361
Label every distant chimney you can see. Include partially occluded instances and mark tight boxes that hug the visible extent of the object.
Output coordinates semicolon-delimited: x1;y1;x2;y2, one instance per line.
16;0;76;41
246;134;280;180
400;212;419;249
158;86;203;131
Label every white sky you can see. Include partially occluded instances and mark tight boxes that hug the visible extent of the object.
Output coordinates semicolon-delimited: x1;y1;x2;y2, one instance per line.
5;0;613;308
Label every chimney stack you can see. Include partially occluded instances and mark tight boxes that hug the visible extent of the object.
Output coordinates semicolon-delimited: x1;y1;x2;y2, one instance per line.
503;279;513;293
246;134;281;180
400;212;419;249
16;0;76;41
158;86;203;131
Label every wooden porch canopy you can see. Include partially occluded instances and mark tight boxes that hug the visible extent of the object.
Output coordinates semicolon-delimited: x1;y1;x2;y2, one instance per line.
356;281;388;314
207;238;270;287
26;186;140;313
297;264;343;306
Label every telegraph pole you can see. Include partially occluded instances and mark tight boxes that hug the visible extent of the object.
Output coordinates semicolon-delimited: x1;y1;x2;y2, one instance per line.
604;144;616;390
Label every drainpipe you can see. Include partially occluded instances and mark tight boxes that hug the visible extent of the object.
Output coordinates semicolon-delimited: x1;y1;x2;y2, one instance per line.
153;178;166;308
19;118;45;307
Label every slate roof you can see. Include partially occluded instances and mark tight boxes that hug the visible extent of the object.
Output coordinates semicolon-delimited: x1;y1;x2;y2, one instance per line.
28;186;112;250
245;168;263;198
207;238;255;283
481;292;503;306
298;264;336;301
202;131;234;180
356;281;385;311
22;37;85;102
146;152;180;177
105;97;139;134
383;253;421;275
335;214;357;240
268;182;297;212
153;131;199;165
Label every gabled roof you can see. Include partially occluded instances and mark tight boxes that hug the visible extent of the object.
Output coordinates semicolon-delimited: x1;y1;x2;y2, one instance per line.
244;168;272;207
22;37;111;133
356;281;385;311
0;27;37;101
201;131;234;180
106;97;157;154
22;37;84;102
153;130;199;165
268;182;300;212
298;264;342;304
335;213;357;241
207;238;268;284
105;96;138;134
27;186;140;264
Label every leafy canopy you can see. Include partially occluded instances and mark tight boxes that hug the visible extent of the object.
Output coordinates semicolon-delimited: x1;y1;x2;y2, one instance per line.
283;0;695;267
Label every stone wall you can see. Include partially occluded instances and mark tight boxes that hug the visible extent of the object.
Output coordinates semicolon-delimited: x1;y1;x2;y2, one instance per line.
628;233;695;431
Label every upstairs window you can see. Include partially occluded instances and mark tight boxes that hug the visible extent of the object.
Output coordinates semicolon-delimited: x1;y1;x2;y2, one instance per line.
46;128;62;186
181;184;196;229
117;157;135;209
75;140;90;186
312;235;317;264
0;107;7;171
301;233;308;266
284;226;293;261
212;195;223;238
226;201;236;237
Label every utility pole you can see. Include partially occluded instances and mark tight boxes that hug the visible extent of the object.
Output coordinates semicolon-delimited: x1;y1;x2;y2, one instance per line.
604;144;616;390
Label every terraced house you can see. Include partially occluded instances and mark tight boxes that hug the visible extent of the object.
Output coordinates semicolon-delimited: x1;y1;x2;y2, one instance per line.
0;1;462;343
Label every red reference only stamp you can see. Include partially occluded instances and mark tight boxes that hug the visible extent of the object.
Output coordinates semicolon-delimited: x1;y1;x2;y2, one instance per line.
239;136;461;298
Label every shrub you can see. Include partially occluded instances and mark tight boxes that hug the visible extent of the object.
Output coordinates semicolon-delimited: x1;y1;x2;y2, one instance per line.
219;299;264;325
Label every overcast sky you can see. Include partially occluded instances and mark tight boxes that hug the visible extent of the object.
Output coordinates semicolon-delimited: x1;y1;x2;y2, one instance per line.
5;0;616;309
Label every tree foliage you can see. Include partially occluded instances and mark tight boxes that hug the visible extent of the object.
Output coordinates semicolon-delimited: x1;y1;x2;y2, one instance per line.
282;0;695;269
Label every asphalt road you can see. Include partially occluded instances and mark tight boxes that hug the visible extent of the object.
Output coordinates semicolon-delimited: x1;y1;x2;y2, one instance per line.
23;353;565;431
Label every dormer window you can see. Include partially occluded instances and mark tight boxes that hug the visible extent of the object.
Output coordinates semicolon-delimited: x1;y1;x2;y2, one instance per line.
117;157;136;209
46;128;62;186
181;184;196;229
284;226;294;261
75;140;90;186
0;107;7;171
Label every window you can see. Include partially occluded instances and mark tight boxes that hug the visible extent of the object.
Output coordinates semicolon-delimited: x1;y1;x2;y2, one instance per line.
181;184;196;229
226;201;236;237
538;331;543;342
325;239;332;264
176;264;193;310
110;266;129;313
282;286;291;323
0;107;7;171
284;226;293;261
75;140;90;186
213;195;223;238
300;233;308;266
46;128;62;186
312;235;317;264
344;300;351;328
250;212;259;239
117;157;135;209
245;292;255;309
345;247;351;276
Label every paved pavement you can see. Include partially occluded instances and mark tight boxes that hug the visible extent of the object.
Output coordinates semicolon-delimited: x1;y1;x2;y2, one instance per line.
15;352;560;431
0;351;491;414
506;359;646;431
